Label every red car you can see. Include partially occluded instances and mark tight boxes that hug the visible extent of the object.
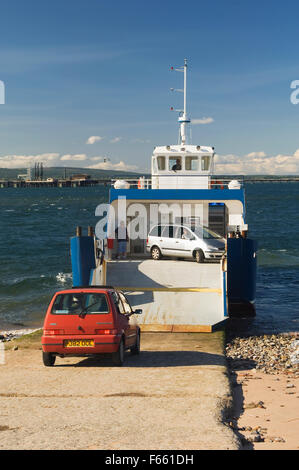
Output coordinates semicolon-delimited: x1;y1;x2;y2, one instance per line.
41;286;142;367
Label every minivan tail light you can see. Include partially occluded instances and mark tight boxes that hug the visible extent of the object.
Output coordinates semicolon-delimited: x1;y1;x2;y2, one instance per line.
95;329;117;335
44;329;65;335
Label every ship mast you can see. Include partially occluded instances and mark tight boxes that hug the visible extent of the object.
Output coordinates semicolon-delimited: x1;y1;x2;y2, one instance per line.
171;58;190;145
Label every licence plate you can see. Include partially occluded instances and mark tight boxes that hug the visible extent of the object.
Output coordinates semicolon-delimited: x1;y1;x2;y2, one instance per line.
64;339;95;348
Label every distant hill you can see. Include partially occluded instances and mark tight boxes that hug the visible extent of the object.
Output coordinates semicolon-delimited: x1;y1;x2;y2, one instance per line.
0;166;145;180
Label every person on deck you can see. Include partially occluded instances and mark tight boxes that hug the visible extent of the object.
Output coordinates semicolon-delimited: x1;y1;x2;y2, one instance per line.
115;220;129;259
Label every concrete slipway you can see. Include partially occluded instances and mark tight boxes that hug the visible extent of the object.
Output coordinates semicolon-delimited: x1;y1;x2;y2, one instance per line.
0;332;239;450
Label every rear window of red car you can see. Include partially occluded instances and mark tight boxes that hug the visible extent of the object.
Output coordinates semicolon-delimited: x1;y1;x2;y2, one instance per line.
51;293;109;315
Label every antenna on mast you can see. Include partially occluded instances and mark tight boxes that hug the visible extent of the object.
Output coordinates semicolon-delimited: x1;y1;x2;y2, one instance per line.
170;58;190;145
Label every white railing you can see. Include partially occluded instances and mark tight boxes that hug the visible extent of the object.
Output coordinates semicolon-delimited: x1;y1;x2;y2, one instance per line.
111;178;152;189
111;176;244;190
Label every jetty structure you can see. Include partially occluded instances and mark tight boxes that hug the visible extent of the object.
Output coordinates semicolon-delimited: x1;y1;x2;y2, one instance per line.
70;60;256;331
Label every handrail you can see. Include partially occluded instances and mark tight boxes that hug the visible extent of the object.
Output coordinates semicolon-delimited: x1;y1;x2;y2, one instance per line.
111;176;244;189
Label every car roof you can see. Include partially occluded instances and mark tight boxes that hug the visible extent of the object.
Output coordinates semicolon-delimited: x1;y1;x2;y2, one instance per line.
53;286;116;295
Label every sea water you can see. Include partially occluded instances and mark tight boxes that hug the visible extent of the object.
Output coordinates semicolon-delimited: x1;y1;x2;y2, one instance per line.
0;183;298;335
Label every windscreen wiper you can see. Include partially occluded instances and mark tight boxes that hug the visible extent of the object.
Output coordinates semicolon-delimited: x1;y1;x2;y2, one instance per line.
78;301;99;319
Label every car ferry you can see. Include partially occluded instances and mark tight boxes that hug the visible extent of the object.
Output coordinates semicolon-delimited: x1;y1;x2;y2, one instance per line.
70;60;257;332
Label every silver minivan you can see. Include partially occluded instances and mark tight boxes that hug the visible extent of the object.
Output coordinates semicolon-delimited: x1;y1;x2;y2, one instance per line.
146;224;225;263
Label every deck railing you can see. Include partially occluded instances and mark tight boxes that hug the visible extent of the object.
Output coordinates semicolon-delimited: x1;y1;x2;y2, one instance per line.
111;176;244;190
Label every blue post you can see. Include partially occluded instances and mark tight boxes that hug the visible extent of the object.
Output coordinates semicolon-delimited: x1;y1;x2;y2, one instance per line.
227;238;258;316
70;233;96;287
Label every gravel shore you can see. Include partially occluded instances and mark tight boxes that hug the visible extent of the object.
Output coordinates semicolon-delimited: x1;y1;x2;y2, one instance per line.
226;333;299;375
226;333;299;449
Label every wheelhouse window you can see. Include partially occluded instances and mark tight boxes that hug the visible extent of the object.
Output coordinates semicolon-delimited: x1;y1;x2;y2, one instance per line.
51;293;109;315
201;156;211;171
185;156;198;171
157;156;166;170
169;157;182;171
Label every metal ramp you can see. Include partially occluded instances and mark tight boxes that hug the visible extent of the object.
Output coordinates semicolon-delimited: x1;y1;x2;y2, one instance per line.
103;259;227;332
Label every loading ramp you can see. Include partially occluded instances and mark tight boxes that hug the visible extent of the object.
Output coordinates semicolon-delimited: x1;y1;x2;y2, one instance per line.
101;259;227;332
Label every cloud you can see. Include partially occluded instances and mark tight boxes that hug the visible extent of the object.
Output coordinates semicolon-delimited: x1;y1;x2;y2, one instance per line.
0;153;60;169
89;156;105;161
86;136;103;145
214;149;299;174
110;137;122;144
87;160;138;172
0;153;137;172
191;117;214;125
245;151;267;158
60;154;87;161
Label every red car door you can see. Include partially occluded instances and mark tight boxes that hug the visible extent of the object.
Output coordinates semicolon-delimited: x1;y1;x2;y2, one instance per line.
110;291;131;348
118;292;137;348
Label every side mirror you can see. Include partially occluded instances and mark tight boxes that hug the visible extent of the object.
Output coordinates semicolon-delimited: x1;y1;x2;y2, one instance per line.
133;309;143;315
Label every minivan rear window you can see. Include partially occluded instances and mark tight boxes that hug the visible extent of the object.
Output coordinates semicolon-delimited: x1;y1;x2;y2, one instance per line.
149;225;162;237
51;293;109;315
162;225;175;238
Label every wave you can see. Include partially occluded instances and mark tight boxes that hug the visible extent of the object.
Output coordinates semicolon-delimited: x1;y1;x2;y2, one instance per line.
257;248;299;268
56;272;72;283
0;272;73;295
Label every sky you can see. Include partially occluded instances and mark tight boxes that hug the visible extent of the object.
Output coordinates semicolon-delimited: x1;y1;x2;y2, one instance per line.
0;0;299;174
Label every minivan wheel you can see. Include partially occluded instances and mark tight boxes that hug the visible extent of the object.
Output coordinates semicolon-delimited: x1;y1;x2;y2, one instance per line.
112;338;125;366
42;352;56;367
151;246;162;260
195;249;205;263
130;332;140;355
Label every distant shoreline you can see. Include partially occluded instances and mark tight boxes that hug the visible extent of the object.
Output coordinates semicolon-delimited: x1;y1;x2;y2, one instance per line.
1;175;299;189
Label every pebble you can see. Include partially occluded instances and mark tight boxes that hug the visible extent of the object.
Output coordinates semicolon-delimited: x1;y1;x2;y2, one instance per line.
248;432;264;443
226;334;299;375
266;436;286;443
